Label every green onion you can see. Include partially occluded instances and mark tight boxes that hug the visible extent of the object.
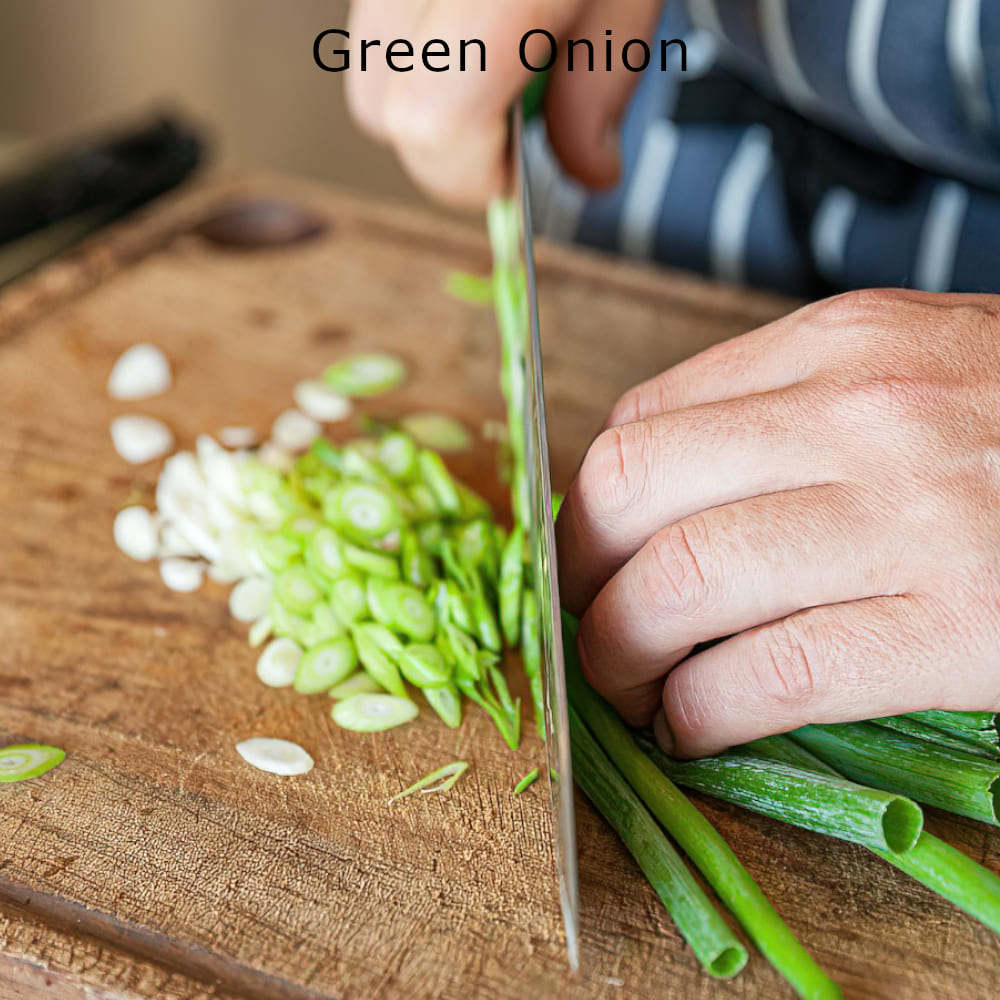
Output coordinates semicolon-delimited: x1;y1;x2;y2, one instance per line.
343;542;400;580
366;579;436;641
324;481;403;540
328;672;384;699
423;684;463;728
323;352;407;397
255;637;302;688
399;413;472;452
329;574;368;624
872;715;996;758
293;636;358;694
0;743;66;783
235;737;314;776
396;644;452;688
564;619;839;999
351;623;407;698
332;693;419;732
569;703;748;980
444;269;493;304
513;768;539;794
646;745;923;854
304;526;349;582
792;723;1000;825
273;566;323;615
753;735;1000;937
388;760;470;803
417;450;462;514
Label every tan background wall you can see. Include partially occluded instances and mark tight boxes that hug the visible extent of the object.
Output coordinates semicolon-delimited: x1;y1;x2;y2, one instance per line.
0;0;423;204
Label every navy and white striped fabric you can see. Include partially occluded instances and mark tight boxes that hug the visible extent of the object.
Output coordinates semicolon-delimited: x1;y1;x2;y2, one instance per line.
528;0;1000;294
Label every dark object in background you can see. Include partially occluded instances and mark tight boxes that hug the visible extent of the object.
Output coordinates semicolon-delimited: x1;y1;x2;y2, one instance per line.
195;198;328;249
0;115;202;286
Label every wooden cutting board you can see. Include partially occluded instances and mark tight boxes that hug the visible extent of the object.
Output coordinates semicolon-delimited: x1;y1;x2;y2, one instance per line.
0;176;998;1000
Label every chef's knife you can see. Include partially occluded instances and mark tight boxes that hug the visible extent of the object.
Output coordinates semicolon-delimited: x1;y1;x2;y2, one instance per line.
508;102;581;970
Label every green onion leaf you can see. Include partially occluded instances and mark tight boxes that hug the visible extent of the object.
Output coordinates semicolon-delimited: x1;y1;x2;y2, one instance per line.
388;760;470;803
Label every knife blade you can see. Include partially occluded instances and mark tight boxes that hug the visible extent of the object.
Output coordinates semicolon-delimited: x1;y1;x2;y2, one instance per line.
510;104;581;971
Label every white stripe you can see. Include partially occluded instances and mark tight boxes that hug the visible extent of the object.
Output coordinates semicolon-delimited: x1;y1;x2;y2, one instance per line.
686;0;729;46
709;125;773;285
947;0;996;137
760;0;820;110
811;187;858;282
618;121;680;259
914;181;969;292
847;0;924;158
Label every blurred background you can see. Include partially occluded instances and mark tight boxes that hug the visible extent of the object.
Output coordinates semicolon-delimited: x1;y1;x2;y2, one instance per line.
0;0;422;202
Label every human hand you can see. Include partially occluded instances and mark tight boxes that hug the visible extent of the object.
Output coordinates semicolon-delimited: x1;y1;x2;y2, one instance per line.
345;0;663;208
556;290;1000;757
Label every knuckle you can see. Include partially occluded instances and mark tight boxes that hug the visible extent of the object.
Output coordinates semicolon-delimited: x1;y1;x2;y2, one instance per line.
663;669;709;748
577;424;648;525
607;388;644;428
644;519;714;619
821;287;913;323
754;620;821;706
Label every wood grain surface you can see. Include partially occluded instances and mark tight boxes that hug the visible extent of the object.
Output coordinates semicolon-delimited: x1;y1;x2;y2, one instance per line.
0;176;998;1000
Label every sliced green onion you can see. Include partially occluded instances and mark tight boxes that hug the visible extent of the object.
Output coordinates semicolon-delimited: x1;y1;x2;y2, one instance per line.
304;526;349;581
366;579;436;641
400;530;435;587
310;601;345;640
248;615;273;648
274;566;323;615
229;576;272;623
396;644;451;688
236;737;314;776
324;481;404;540
351;623;407;697
329;574;369;624
332;693;419;732
499;525;524;646
323;352;407;397
0;743;66;783
343;542;400;580
444;579;475;633
256;637;303;688
400;413;472;452
328;672;385;699
444;269;493;304
423;684;463;728
388;760;470;804
417;450;461;513
294;636;358;694
514;768;539;794
378;431;419;481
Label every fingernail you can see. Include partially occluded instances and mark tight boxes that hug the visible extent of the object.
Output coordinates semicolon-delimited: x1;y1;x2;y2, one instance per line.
653;710;675;757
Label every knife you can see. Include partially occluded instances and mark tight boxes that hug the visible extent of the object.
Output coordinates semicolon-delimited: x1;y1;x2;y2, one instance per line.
493;102;581;970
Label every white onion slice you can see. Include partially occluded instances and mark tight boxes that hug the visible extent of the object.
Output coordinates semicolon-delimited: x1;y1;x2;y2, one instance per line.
270;409;320;453
107;343;172;400
113;507;159;562
292;380;353;423
159;557;205;593
256;637;302;687
110;416;174;465
257;442;294;472
218;425;258;449
235;737;314;776
230;576;273;622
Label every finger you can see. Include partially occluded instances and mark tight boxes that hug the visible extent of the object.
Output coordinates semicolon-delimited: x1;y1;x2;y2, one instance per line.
345;0;429;142
381;0;583;208
576;485;903;725
544;0;664;188
557;385;833;616
605;302;830;428
657;594;973;758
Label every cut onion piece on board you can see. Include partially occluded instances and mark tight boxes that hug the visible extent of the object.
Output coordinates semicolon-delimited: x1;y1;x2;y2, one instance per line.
110;416;174;464
159;557;205;593
230;576;273;622
256;637;302;687
107;343;172;400
271;409;320;452
235;737;314;776
331;693;419;732
218;425;258;449
113;506;159;562
293;380;353;423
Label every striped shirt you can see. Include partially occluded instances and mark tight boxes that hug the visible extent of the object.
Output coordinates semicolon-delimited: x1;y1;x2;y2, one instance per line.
528;0;1000;294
